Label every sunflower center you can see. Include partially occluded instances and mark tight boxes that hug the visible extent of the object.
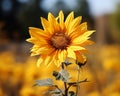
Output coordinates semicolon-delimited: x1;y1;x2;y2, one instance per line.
50;32;70;50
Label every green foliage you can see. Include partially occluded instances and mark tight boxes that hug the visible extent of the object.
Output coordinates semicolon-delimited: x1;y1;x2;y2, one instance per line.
46;89;63;96
33;78;54;87
68;91;76;96
33;60;88;96
53;69;70;82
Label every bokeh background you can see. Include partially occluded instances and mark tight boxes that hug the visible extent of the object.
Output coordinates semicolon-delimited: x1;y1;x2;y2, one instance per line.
0;0;120;96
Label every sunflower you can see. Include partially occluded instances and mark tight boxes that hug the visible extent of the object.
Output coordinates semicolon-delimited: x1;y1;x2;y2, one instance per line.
27;11;95;67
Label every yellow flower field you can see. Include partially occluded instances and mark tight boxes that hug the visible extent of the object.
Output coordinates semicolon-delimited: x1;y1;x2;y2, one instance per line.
0;45;120;96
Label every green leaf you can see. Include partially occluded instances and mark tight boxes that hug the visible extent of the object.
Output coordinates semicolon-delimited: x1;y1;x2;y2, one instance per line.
45;89;63;96
60;69;70;82
53;71;61;80
33;78;54;87
53;69;70;82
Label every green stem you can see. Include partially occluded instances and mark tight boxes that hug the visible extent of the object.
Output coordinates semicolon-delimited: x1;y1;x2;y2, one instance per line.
62;62;68;96
76;66;80;96
54;85;65;96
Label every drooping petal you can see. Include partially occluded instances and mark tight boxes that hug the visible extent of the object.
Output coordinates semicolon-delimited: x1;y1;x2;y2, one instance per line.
55;59;61;67
47;51;58;67
37;56;44;67
75;51;86;63
44;56;52;66
58;50;67;63
79;50;89;54
67;48;76;60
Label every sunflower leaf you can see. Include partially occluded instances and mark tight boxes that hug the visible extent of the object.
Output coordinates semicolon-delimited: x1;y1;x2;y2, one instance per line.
53;69;70;82
45;89;62;96
33;78;54;87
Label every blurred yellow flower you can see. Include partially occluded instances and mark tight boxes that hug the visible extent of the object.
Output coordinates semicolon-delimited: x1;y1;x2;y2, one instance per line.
100;45;120;72
110;92;120;96
0;88;3;96
103;79;120;96
20;85;49;96
87;91;100;96
27;10;95;67
20;86;38;96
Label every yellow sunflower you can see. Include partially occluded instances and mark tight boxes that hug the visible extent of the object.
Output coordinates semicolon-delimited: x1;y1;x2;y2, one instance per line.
27;11;95;67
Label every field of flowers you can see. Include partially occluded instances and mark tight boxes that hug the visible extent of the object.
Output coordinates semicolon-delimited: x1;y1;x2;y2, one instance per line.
0;44;120;96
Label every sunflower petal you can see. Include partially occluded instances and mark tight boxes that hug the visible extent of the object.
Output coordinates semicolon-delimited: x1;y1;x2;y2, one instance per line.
44;56;51;66
67;48;76;60
31;52;40;56
82;30;95;37
30;45;39;52
26;38;35;43
59;10;64;24
55;60;61;67
41;17;53;32
80;40;95;46
68;16;82;35
48;12;60;32
27;11;95;67
69;46;85;51
69;22;87;39
72;30;95;44
27;37;47;45
79;22;87;31
75;52;86;63
65;11;74;28
29;27;49;38
58;50;67;63
37;56;44;67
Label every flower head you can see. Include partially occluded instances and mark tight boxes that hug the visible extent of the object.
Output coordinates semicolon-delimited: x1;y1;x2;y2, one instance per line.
27;11;95;67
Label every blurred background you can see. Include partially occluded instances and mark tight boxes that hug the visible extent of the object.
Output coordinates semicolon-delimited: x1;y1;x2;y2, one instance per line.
0;0;120;96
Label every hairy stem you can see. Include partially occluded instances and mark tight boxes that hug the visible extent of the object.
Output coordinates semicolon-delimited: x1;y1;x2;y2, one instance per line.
54;85;65;96
76;66;80;95
62;62;68;96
